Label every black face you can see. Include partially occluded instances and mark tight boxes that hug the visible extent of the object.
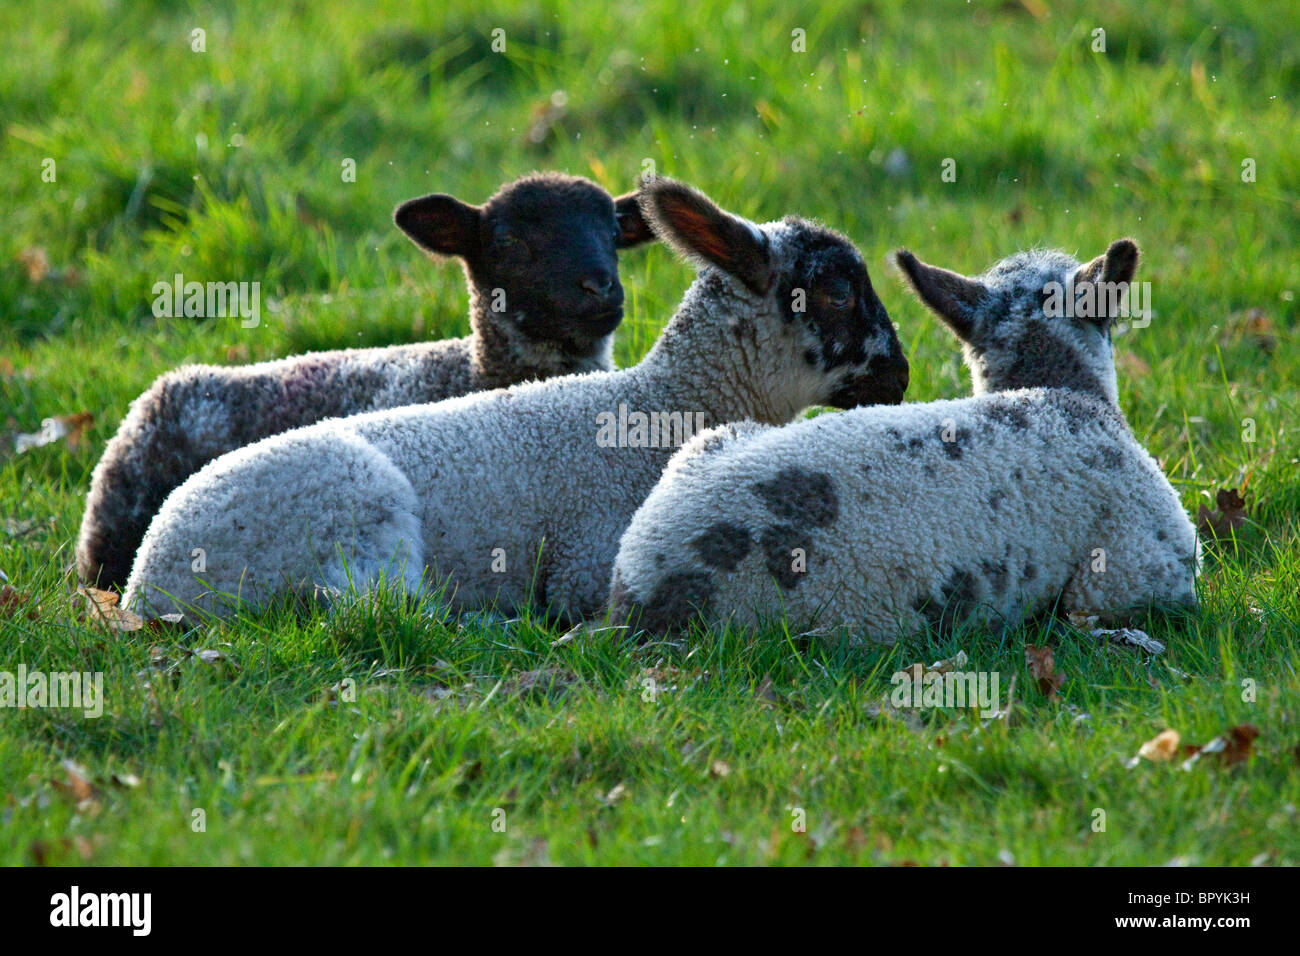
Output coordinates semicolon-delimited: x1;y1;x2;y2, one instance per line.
394;174;654;353
776;226;910;408
474;183;630;348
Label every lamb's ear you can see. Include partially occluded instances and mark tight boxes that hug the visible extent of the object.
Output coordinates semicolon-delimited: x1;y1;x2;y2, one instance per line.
638;178;772;294
892;249;988;343
1074;238;1140;288
394;194;482;258
1072;238;1139;325
613;191;656;248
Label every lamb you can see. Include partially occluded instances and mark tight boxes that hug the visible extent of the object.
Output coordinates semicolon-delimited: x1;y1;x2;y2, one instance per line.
606;239;1200;642
121;177;911;622
76;172;656;591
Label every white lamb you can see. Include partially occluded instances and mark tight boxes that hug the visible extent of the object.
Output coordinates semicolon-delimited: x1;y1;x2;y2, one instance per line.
76;172;654;591
122;177;911;622
606;239;1199;641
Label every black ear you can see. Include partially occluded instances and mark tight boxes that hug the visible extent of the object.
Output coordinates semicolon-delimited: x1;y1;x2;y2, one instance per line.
1075;237;1140;287
892;249;988;343
638;178;772;295
613;191;656;249
1071;238;1140;325
394;194;482;258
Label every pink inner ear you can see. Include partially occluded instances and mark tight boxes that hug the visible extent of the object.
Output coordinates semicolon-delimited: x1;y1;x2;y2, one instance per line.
671;207;732;261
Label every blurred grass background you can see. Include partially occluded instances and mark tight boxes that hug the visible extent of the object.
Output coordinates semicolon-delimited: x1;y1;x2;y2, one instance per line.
0;0;1297;865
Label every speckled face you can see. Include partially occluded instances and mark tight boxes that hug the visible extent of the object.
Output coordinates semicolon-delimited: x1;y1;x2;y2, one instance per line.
394;174;654;351
961;250;1121;401
773;220;910;408
895;240;1139;405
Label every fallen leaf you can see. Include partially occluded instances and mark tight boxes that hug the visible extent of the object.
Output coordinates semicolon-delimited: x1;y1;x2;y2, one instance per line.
1089;627;1166;655
52;759;102;814
14;412;94;454
709;760;731;779
1137;729;1181;764
902;650;969;677
1220;724;1260;767
1179;724;1260;770
1025;644;1065;698
0;584;39;621
78;584;144;631
1197;488;1248;542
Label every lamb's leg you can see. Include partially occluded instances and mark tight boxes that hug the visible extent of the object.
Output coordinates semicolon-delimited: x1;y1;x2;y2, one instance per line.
1060;517;1199;625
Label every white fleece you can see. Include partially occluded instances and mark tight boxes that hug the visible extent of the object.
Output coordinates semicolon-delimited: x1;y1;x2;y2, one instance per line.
122;216;907;621
607;244;1199;642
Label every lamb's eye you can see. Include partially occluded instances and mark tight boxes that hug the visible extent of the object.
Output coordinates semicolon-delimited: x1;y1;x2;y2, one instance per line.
823;282;855;310
495;231;531;259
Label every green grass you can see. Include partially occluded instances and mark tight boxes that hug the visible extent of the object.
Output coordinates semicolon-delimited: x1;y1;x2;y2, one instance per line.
2;0;1298;865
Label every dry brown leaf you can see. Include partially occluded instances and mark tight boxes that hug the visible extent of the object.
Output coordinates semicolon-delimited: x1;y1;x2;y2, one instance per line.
0;584;39;621
902;650;969;678
14;411;93;454
1179;724;1260;770
1197;488;1248;542
1221;724;1260;766
52;759;102;814
78;584;144;631
1138;729;1181;762
1025;644;1065;698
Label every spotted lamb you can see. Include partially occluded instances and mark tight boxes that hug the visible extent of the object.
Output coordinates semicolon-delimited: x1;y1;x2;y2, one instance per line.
76;172;655;590
121;177;911;622
607;239;1199;642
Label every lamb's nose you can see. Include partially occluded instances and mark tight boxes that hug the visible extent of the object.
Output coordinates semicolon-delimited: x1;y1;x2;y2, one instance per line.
581;271;615;299
895;362;910;392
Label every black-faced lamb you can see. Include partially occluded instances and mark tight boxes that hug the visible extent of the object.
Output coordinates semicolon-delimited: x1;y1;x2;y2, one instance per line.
76;172;655;590
606;239;1199;641
121;177;911;622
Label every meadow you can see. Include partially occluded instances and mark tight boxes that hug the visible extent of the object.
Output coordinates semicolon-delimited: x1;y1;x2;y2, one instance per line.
1;0;1297;865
